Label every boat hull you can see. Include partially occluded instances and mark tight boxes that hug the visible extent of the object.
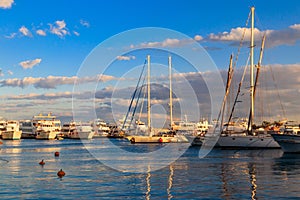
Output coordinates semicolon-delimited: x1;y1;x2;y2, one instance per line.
2;131;22;140
271;134;300;153
35;131;57;140
126;135;188;143
67;131;94;139
217;135;280;149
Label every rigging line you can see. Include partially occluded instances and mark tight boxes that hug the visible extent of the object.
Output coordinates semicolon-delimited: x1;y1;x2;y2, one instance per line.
269;65;287;119
122;59;147;130
227;54;250;127
136;86;147;135
229;10;251;115
128;74;146;129
232;10;251;71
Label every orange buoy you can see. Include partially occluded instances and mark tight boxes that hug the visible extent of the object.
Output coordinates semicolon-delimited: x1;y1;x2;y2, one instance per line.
57;169;65;178
39;159;45;166
159;138;163;143
54;151;60;157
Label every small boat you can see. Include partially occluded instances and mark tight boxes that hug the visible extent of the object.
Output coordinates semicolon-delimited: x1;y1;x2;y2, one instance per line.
271;121;300;153
1;120;22;140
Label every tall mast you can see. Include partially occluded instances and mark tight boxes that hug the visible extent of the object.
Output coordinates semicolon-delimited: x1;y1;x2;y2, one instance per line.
169;56;173;128
249;6;255;132
147;55;151;135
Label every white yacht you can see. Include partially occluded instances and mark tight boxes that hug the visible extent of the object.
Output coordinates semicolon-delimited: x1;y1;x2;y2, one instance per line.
92;119;110;137
0;119;7;138
63;121;94;139
32;113;61;140
1;120;22;140
20;120;35;139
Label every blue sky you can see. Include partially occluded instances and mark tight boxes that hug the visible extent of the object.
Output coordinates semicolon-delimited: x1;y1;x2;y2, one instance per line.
0;0;300;123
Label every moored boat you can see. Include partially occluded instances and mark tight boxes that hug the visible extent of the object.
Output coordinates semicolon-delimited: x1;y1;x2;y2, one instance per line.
32;113;61;140
1;120;22;140
213;7;283;149
20;120;35;139
92;119;110;138
271;121;300;153
125;55;188;143
63;121;94;139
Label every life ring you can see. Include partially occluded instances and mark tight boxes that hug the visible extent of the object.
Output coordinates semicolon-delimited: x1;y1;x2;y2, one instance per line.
159;138;163;143
130;137;135;144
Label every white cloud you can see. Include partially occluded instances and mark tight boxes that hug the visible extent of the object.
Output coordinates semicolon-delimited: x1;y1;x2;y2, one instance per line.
207;24;300;47
36;29;46;36
194;35;203;41
73;31;80;36
132;38;195;49
5;32;17;39
209;27;265;41
19;58;42;69
80;19;90;27
0;74;118;89
49;20;69;38
19;26;32;37
7;70;13;75
0;0;14;9
116;55;136;61
289;24;300;30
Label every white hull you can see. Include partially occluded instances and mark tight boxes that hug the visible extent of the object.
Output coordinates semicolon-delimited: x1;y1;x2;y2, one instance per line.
271;134;300;153
35;131;57;140
126;135;188;143
2;131;22;140
217;135;280;148
68;131;94;139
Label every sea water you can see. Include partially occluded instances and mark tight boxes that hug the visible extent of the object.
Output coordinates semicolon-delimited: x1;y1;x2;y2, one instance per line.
0;139;300;199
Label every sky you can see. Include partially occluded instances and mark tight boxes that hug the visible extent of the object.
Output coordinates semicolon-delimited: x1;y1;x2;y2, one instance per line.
0;0;300;124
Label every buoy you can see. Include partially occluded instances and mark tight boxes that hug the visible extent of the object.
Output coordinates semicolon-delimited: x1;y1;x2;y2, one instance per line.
54;151;60;157
57;169;65;178
39;159;45;166
159;138;163;143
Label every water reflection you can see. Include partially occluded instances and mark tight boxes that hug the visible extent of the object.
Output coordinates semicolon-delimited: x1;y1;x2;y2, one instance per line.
145;165;151;200
248;163;257;200
167;164;174;200
1;140;300;199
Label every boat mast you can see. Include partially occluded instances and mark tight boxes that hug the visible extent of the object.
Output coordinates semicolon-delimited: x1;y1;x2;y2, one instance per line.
253;34;266;98
147;55;151;135
249;6;255;133
169;56;173;129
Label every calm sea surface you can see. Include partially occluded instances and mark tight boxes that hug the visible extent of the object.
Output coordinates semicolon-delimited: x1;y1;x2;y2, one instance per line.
1;138;300;199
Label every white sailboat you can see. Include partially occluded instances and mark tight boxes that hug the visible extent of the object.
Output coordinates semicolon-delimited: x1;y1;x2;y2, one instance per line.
216;7;280;148
126;55;188;143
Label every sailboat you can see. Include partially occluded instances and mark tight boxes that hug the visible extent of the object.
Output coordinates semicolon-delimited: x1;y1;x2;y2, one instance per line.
125;55;188;143
216;7;281;148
